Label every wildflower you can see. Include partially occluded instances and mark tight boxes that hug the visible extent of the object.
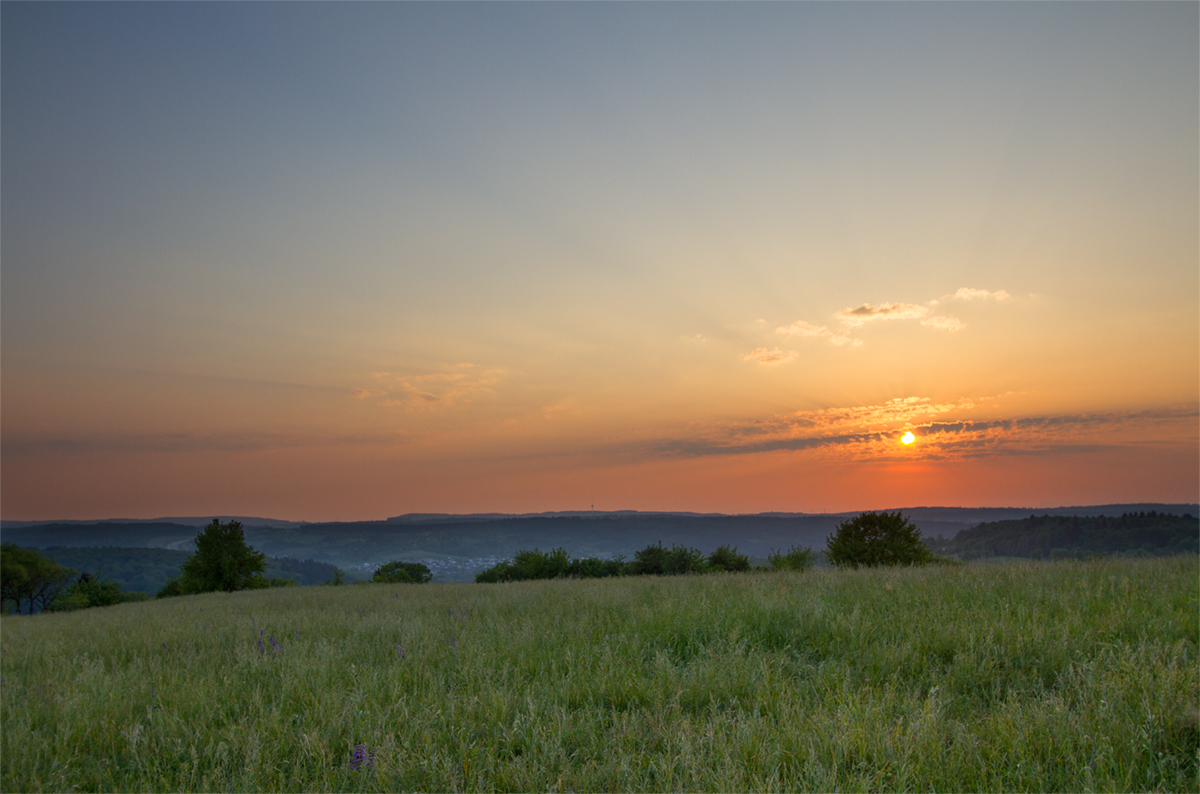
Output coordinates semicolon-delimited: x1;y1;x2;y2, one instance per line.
349;743;375;770
269;636;278;650
396;644;406;659
294;629;300;639
257;639;265;654
450;636;458;650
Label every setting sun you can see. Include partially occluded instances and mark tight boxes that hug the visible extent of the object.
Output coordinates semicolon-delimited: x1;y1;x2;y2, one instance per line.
901;432;916;445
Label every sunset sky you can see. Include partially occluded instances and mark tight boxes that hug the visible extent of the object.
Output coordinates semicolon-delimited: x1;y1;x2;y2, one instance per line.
3;3;1197;521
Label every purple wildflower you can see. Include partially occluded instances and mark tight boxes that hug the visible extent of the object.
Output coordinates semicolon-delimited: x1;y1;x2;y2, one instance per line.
449;636;458;650
257;639;265;654
349;743;375;770
396;644;406;659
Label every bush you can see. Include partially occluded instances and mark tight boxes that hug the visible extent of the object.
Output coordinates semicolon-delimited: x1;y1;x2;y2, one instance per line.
825;511;936;569
156;576;182;598
630;542;707;576
568;556;624;579
769;545;815;572
45;572;124;612
372;561;433;584
45;591;90;612
707;545;750;572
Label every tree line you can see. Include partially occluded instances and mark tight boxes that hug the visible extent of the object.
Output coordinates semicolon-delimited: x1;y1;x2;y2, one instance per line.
3;520;437;614
3;512;953;609
475;512;944;582
934;512;1199;560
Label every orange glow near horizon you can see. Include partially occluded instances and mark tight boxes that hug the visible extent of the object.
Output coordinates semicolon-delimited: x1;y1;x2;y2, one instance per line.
1;5;1197;520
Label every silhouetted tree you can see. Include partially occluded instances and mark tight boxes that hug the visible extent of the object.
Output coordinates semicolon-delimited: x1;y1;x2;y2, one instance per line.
177;520;267;594
825;511;936;569
1;544;76;614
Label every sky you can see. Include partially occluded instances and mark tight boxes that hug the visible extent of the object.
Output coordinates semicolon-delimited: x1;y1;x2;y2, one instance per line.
2;3;1197;521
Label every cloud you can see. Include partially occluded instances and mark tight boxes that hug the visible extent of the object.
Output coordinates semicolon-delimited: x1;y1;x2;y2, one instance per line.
835;302;930;327
776;320;828;337
742;347;798;365
775;320;864;348
920;315;965;332
761;285;1009;351
354;363;504;409
631;402;1197;462
954;287;1010;301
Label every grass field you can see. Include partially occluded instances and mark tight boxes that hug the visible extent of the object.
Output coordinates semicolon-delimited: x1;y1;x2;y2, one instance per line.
2;556;1196;792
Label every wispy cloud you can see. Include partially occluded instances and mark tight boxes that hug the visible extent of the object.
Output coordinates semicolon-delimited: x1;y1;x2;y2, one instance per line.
768;285;1003;351
355;363;504;409
1;430;413;456
742;347;798;365
774;321;863;348
834;302;931;327
776;320;828;337
953;287;1010;301
627;400;1197;463
920;315;966;331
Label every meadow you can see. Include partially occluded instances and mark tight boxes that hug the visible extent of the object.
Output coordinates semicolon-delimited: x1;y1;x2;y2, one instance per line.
2;556;1196;792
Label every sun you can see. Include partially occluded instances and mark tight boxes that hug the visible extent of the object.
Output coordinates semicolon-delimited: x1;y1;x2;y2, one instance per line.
900;431;915;445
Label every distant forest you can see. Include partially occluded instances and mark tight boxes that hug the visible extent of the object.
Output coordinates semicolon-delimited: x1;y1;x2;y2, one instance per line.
934;512;1198;560
35;547;339;595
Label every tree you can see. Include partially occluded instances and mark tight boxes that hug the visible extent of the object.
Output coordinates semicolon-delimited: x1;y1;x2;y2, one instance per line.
825;511;936;569
1;544;75;614
372;561;433;584
177;520;267;594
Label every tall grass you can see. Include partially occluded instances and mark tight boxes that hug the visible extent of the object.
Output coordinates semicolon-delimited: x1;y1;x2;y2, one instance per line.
2;556;1196;792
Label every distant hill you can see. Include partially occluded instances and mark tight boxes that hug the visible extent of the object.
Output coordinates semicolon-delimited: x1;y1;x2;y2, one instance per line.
31;547;340;595
935;511;1199;560
5;504;1195;573
0;515;307;530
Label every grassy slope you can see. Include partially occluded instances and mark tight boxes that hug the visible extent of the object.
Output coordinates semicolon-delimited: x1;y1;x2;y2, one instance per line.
2;557;1196;792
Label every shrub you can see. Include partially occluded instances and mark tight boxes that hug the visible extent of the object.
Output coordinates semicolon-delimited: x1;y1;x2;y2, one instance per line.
825;511;936;569
707;545;750;572
630;542;707;576
45;591;90;612
568;556;624;579
46;573;124;611
372;561;433;584
768;545;815;572
156;576;182;598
